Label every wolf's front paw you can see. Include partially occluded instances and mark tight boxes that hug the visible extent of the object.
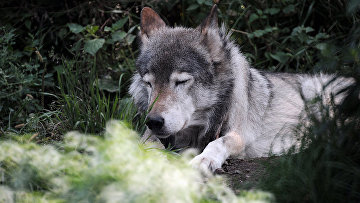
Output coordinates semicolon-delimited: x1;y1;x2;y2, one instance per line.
190;153;222;174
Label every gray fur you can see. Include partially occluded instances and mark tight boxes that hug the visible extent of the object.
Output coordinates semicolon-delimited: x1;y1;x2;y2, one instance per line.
129;6;354;172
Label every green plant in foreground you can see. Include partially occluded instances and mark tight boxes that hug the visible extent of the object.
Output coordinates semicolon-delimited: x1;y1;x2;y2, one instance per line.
0;121;273;203
260;86;360;202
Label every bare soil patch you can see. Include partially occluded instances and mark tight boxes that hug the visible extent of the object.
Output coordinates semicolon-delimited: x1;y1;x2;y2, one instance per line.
216;157;271;194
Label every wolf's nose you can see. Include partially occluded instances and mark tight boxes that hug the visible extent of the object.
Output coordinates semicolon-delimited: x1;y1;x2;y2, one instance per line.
146;115;164;131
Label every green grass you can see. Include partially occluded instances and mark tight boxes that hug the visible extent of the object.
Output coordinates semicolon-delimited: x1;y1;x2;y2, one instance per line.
55;56;146;136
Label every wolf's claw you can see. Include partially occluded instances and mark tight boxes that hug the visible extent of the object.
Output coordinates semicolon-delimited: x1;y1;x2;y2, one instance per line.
190;153;222;174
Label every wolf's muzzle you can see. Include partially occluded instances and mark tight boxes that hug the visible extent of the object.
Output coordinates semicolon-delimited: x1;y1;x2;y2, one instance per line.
146;115;164;132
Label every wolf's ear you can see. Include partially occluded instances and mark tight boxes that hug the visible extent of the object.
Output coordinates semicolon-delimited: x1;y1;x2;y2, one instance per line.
200;4;218;35
140;7;166;42
199;5;224;63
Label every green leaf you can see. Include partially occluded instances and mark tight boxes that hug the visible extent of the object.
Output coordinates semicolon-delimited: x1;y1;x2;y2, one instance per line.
347;0;360;15
96;78;118;92
304;27;314;33
204;1;213;6
264;26;274;32
318;43;336;57
315;33;329;40
291;26;302;35
104;26;112;32
253;30;264;37
292;26;313;34
315;43;326;50
265;8;280;15
127;25;137;34
187;4;199;11
84;39;105;56
71;39;83;53
86;25;99;35
249;14;259;24
67;23;84;34
270;51;291;64
283;5;295;14
112;17;128;31
256;9;263;15
54;65;65;74
253;30;267;37
3;30;15;43
125;34;136;45
196;0;205;5
247;33;254;39
112;31;127;42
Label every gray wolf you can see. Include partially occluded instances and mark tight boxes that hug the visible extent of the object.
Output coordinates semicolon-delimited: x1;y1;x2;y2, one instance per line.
129;5;353;172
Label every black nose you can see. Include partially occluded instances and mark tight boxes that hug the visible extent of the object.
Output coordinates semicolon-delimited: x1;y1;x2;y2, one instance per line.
146;115;164;131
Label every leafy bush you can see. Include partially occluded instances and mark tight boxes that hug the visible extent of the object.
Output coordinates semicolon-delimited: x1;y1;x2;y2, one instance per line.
0;1;139;135
54;13;140;134
0;121;273;202
0;26;55;132
225;0;358;73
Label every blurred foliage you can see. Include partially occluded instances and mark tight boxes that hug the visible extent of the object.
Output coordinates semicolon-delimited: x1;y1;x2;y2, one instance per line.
0;121;273;202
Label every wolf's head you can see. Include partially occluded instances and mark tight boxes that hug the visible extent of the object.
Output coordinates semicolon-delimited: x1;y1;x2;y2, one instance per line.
130;5;233;138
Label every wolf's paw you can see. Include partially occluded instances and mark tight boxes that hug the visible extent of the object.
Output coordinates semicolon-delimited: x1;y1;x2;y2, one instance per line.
190;153;222;174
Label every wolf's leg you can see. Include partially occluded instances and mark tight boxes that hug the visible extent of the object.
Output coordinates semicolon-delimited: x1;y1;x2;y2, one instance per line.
190;131;243;173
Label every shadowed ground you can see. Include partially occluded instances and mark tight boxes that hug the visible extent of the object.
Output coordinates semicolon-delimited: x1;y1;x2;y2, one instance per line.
218;157;276;193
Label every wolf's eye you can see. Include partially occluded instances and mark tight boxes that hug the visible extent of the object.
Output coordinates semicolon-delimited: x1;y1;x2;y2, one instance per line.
145;81;152;88
175;79;189;86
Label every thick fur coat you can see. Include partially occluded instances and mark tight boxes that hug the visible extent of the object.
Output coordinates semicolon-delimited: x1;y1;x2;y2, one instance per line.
129;5;353;172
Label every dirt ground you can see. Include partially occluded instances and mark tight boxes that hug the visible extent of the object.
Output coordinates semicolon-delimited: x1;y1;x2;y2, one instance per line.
215;157;271;193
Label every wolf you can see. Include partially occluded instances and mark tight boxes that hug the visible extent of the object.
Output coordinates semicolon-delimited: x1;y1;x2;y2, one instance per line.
129;5;353;172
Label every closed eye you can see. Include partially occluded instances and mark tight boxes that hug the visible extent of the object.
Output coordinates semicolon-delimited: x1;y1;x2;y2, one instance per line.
145;81;152;88
175;79;190;86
